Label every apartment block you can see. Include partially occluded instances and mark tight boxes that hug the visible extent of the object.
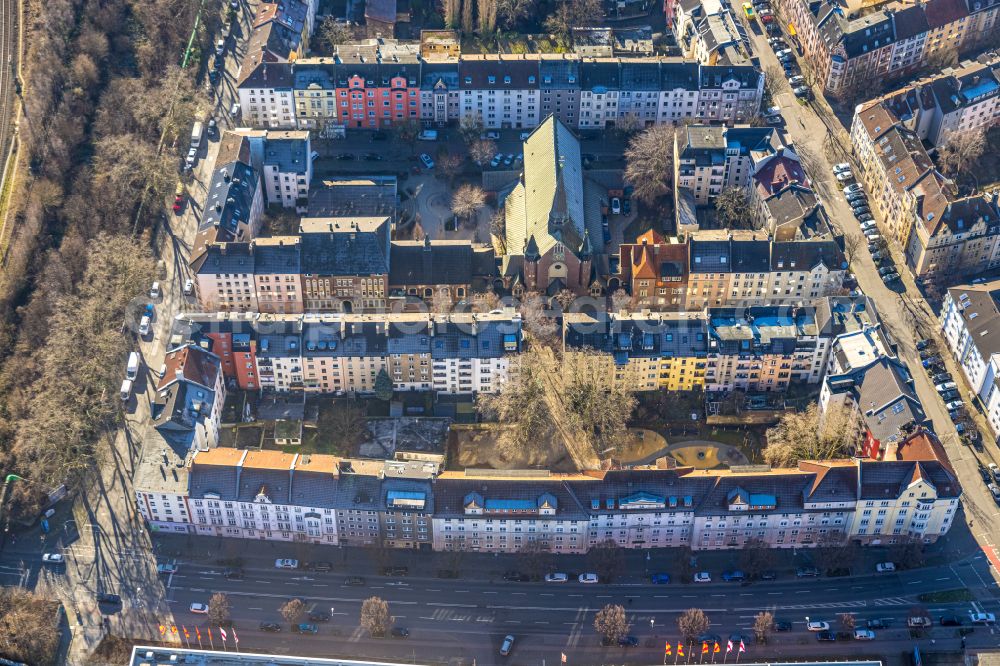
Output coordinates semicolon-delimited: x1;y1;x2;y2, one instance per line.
150;344;227;453
851;100;1000;279
940;280;1000;438
674;125;785;207
776;0;999;98
171;311;523;396
238;56;763;132
135;441;959;550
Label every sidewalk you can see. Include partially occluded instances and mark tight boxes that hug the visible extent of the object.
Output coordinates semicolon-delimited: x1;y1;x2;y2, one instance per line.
150;529;982;584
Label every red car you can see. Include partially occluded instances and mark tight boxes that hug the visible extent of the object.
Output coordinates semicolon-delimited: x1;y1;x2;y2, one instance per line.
172;195;185;214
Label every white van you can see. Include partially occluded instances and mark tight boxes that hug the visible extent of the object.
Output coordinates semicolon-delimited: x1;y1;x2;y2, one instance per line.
126;352;140;380
120;379;133;402
139;316;151;337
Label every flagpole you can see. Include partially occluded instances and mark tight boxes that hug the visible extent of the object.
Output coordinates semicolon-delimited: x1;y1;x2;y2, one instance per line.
196;627;203;649
688;641;693;664
674;642;680;665
234;627;240;654
208;627;215;651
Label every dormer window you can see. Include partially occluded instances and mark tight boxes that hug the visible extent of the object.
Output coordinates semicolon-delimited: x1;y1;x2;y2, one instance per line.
504;76;511;84
488;76;496;84
528;75;536;84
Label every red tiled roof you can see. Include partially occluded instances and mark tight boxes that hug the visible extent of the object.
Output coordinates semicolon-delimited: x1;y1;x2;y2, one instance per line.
157;344;221;392
923;0;969;28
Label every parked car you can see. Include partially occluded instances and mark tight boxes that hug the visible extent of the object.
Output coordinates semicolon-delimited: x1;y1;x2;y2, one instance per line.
293;623;319;634
545;573;569;582
760;570;777;580
223;568;244;580
42;553;64;565
503;153;514;166
490;153;503;168
183;279;194;296
852;204;871;215
932;372;952;383
578;573;599;584
694;572;712;583
970;612;996;625
156;563;178;574
846;191;867;203
391;627;410;638
775;620;793;631
854;629;875;640
935;381;958;392
382;566;409;576
940;615;964;626
190;603;209;614
988;483;1000;503
500;635;515;656
275;559;299;569
611;197;622;215
882;273;900;284
775;48;792;57
138;315;151;337
793;86;811;98
308;610;331;622
482;131;500;140
875;562;896;573
796;566;819;577
503;571;530;582
260;622;282;632
807;621;831;631
345;576;366;586
650;573;671;584
96;593;121;605
832;162;852;174
945;400;964;411
867;619;889;629
623;198;631;214
922;356;941;368
843;184;864;195
857;213;874;223
860;220;877;231
721;570;745;582
835;170;854;182
788;75;804;86
618;636;640;647
419;153;435;169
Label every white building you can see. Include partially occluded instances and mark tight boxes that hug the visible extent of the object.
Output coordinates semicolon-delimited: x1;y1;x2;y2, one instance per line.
941;281;1000;438
458;55;541;130
237;62;297;129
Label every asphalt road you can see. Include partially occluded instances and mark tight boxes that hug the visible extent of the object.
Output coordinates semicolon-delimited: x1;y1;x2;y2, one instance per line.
153;557;1000;664
736;0;1000;590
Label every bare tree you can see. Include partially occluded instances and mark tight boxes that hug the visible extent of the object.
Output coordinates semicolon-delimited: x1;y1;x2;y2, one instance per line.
280;598;307;624
326;399;366;455
587;539;625;582
360;596;391;636
497;0;534;29
937;128;987;177
813;530;857;573
594;604;630;645
763;403;857;467
519;540;552;580
843;232;865;262
752;611;774;645
562;350;637;454
461;0;475;33
624;124;678;204
714;187;755;230
318;17;353;52
443;0;462;28
887;537;925;570
519;292;559;344
610;289;631;313
439;151;465;184
739;537;770;579
763;64;784;102
544;0;602;35
451;184;487;225
0;587;61;664
839;612;856;632
677;608;710;643
469;139;497;167
925;46;959;72
208;593;232;627
394;119;422;155
477;0;498;33
476;350;549;458
459;114;484;144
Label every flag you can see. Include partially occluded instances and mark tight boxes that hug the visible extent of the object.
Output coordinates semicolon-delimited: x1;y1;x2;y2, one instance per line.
726;640;733;653
561;653;567;663
678;643;685;657
702;642;709;654
195;627;201;641
171;626;177;635
232;627;239;645
219;627;228;641
183;626;190;639
738;640;745;653
714;642;721;653
665;643;672;655
207;627;213;640
158;625;166;636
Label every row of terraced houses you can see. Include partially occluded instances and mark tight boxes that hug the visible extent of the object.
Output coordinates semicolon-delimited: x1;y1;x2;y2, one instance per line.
134;429;959;552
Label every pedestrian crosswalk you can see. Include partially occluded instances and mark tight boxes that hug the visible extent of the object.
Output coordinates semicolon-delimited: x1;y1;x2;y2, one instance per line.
761;596;910;610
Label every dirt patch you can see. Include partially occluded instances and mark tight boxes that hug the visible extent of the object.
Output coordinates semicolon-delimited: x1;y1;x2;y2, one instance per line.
447;425;577;472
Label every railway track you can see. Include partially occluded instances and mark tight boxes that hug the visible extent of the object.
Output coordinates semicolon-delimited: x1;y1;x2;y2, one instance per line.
0;0;19;157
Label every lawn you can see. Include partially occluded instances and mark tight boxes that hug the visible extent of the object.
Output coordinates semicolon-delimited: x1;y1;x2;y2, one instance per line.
917;588;974;603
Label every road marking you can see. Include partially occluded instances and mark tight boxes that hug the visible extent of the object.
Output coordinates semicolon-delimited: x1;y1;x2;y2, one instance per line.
936;577;951;581
541;593;555;597
249;607;262;610
483;591;497;595
426;589;441;592
767;592;781;596
907;580;923;585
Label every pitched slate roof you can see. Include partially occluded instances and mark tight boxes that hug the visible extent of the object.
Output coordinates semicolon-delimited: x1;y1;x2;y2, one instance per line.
770;239;845;272
432;477;590;520
389;239;476;286
200;161;260;243
945;282;1000;360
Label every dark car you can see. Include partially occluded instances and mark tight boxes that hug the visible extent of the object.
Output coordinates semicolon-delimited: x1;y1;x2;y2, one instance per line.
223;568;244;580
651;573;671;584
293;623;319;634
867;618;890;629
940;615;964;626
618;636;640;647
623;199;631;215
308;610;331;622
311;561;333;572
932;372;952;383
503;571;531;582
345;576;366;586
371;131;388;141
721;570;745;582
260;622;282;633
760;570;777;580
337;153;355;160
796;566;819;577
382;566;408;577
816;630;836;642
96;593;121;605
940;389;960;401
916;339;930;350
775;620;793;632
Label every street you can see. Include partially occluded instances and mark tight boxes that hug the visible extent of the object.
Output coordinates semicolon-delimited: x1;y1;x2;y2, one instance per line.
735;0;1000;590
